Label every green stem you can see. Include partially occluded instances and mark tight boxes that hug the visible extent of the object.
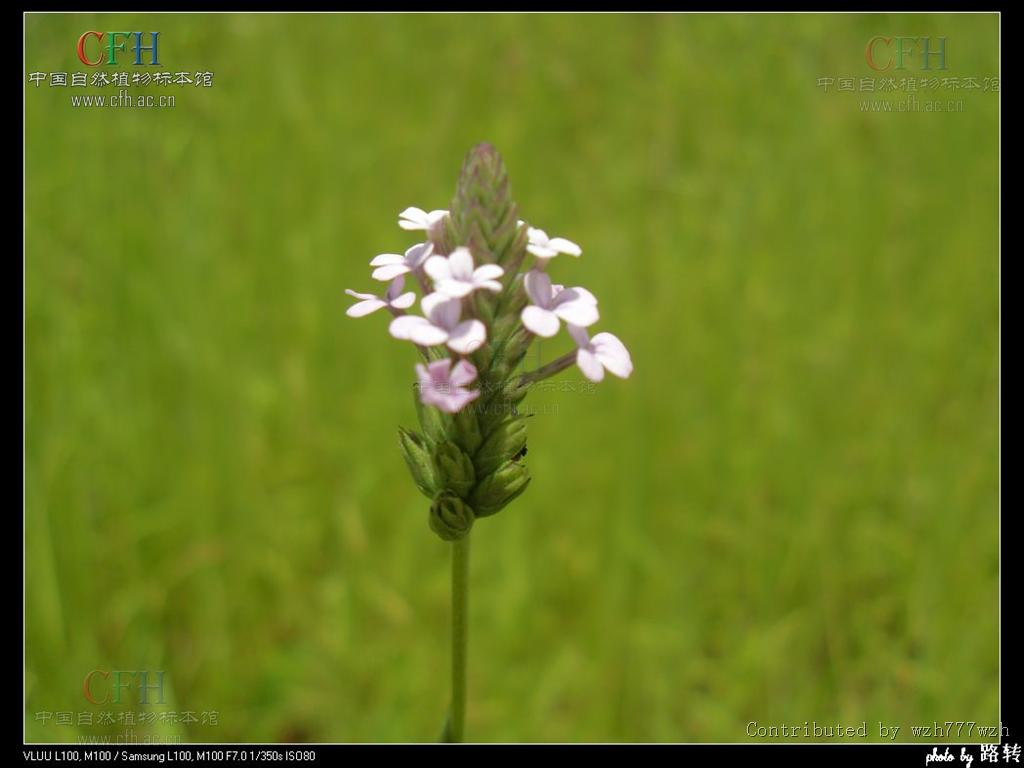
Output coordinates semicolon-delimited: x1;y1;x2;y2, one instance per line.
518;351;577;387
441;534;470;742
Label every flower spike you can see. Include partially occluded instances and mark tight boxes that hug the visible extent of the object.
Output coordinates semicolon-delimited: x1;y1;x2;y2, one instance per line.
345;143;634;744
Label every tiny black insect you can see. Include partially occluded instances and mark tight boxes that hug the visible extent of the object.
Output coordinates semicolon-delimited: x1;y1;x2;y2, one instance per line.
512;444;528;461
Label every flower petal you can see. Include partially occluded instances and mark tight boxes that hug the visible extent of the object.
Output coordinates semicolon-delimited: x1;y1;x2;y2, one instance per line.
476;280;503;293
345;288;378;301
592;332;633;378
420;291;449;320
449;388;480;413
449;360;479;388
346;298;386;318
447;319;487;354
370;253;404;267
448;247;475;280
566;323;591;349
427;209;448;226
398;206;429;230
425;358;452;384
432;386;479;414
389;315;449;346
521;306;560;337
424;255;452;283
389;291;416;309
405;242;432;268
553;299;599;327
527;243;559;259
559;285;598;305
423;293;461;330
527;227;548;245
418;358;477;414
548;237;582;256
390;314;423;340
523;270;553;307
384;275;407;301
435;279;475;299
473;264;504;281
576;347;605;382
372;263;411;281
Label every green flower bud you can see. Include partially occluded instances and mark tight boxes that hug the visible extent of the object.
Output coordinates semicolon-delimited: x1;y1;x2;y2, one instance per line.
470;343;495;377
470;459;531;518
473;417;528;479
503;378;531;407
509;279;530;312
496;275;529;317
433;440;476;497
485;329;530;382
489;312;525;349
451;406;483;456
398;427;439;499
429;492;475;541
501;329;533;370
473;290;496;326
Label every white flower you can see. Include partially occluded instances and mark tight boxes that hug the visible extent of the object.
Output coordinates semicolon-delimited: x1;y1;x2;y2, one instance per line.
369;242;432;281
388;292;487;354
520;269;598;338
345;276;416;317
526;226;582;261
424;246;504;298
399;206;448;234
568;324;633;382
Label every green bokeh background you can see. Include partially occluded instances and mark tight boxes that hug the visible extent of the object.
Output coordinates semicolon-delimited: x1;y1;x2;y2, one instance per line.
25;13;999;743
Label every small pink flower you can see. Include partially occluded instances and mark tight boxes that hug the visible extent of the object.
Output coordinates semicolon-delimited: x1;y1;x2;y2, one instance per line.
345;276;417;317
520;269;599;338
568;324;633;382
399;206;448;237
416;358;480;413
525;225;582;262
424;247;504;298
389;292;487;354
369;242;432;281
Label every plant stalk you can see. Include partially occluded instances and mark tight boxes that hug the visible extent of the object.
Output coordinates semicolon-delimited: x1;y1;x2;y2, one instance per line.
441;534;470;742
518;350;577;386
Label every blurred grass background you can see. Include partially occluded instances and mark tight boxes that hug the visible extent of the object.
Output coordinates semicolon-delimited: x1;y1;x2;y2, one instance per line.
25;13;999;743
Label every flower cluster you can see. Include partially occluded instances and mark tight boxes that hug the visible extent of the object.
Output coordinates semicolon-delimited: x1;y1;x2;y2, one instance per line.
347;217;632;403
345;144;632;540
